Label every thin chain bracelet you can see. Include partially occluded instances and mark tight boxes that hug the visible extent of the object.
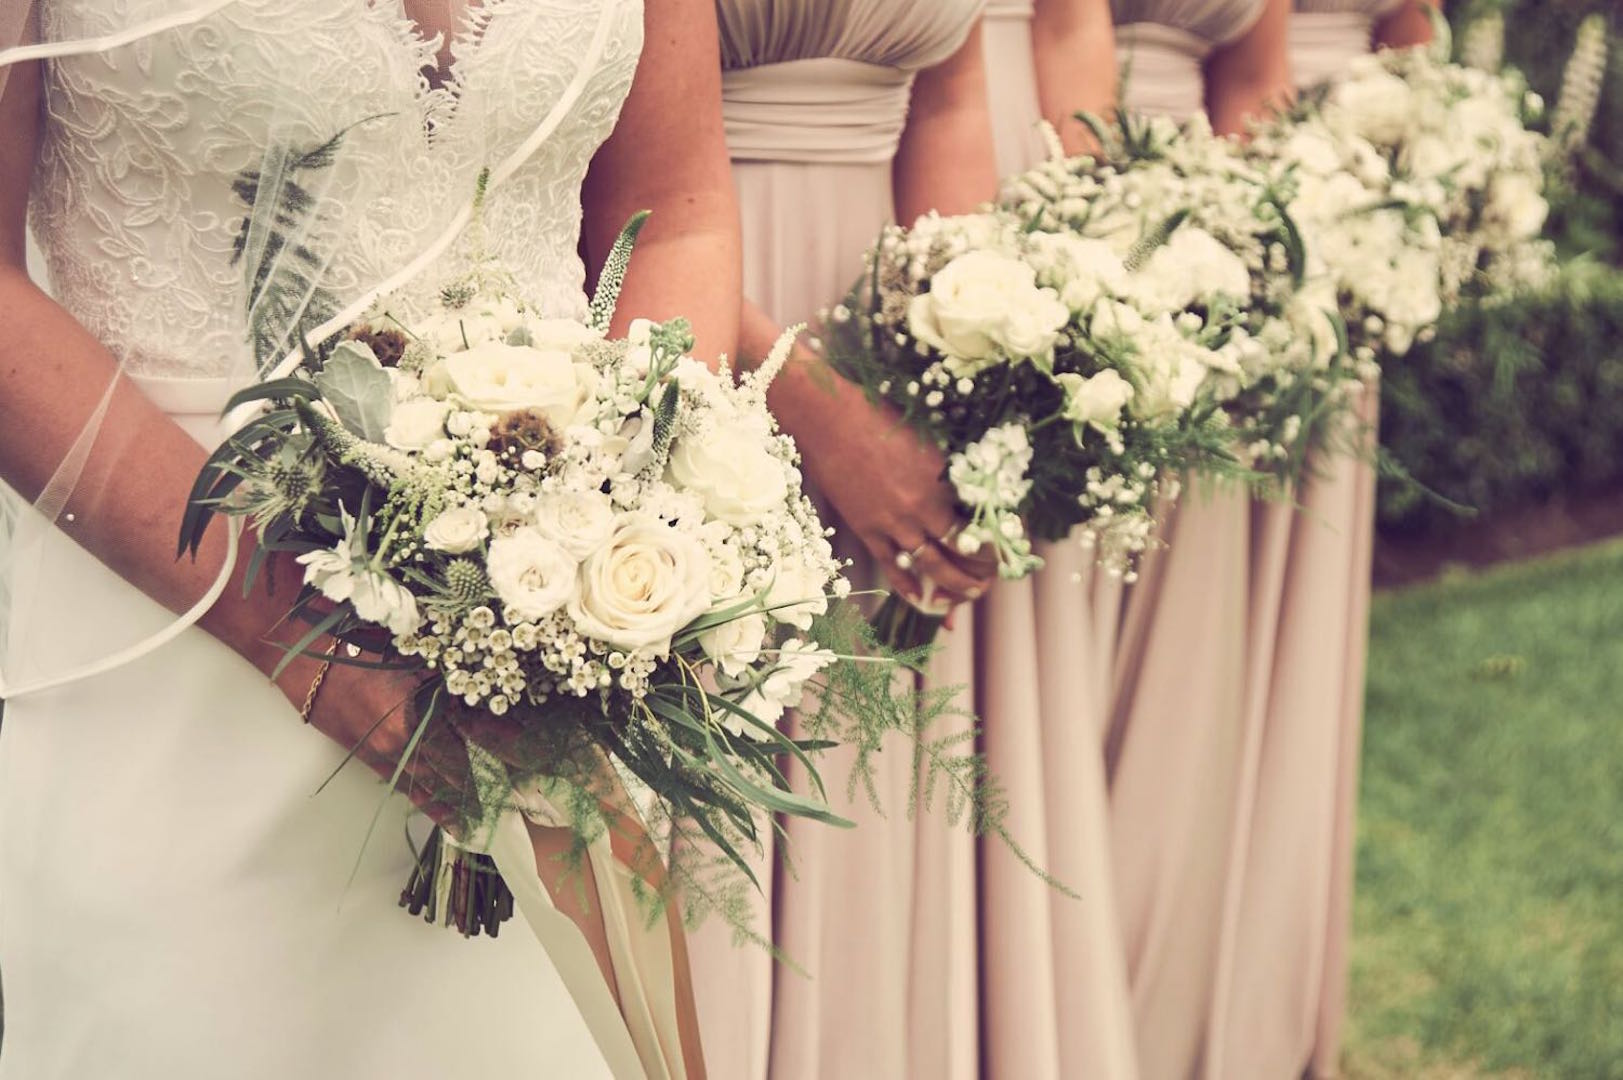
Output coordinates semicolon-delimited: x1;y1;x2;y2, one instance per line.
299;639;343;725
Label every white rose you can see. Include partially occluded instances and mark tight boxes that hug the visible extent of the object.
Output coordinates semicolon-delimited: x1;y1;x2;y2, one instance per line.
666;420;789;525
444;341;597;429
1331;71;1415;145
423;506;490;554
523;318;604;353
1056;369;1135;432
1483;172;1548;241
568;516;713;653
909;250;1069;376
384;398;453;450
699;611;768;678
488;527;578;622
1091;299;1146;341
1282;129;1345;177
705;542;747;607
1129;317;1214;419
765;556;831;631
534;490;617;559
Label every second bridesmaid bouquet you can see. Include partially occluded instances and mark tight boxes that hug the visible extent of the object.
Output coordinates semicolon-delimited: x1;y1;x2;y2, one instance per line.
824;209;1243;647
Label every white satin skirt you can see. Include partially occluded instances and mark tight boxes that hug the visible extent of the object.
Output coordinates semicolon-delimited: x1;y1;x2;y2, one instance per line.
0;378;619;1079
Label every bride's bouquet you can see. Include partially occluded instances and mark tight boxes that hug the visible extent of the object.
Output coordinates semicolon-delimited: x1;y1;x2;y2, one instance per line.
1000;113;1366;485
182;212;982;939
823;208;1245;647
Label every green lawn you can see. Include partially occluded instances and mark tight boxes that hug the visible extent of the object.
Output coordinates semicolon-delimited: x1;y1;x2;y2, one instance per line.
1346;540;1623;1079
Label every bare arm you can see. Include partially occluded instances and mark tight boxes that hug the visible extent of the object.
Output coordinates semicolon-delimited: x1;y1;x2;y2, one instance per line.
893;23;1000;222
580;0;741;365
1032;0;1119;155
1204;0;1294;137
1375;0;1439;50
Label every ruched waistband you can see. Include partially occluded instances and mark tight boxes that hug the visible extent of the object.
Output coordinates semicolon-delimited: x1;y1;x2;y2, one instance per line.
1115;23;1212;123
1289;12;1375;90
984;0;1033;18
723;58;915;164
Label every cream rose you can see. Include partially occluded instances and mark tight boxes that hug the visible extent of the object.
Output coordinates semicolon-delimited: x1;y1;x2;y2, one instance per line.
666;419;789;525
909;250;1069;376
423;506;490;554
487;527;578;622
533;490;617;560
1057;369;1135;432
384;398;453;451
1331;70;1415;145
1123;228;1252;312
568;516;712;653
699;612;768;678
443;341;597;429
1483;172;1549;242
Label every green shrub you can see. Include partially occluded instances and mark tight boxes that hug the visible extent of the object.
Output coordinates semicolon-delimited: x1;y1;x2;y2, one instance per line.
1378;265;1623;533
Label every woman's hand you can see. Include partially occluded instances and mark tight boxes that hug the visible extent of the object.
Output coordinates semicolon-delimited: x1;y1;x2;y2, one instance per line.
743;305;996;614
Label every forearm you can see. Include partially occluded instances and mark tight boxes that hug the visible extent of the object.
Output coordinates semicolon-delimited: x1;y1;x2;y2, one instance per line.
893;25;1001;222
1032;0;1118;155
589;209;742;366
1375;1;1439;50
0;267;301;681
1204;0;1293;137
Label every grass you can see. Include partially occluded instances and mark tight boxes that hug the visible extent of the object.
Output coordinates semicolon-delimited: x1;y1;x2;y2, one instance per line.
1346;540;1623;1079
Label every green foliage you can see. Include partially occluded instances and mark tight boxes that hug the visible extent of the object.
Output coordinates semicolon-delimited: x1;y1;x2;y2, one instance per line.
1377;265;1623;533
1349;540;1623;1077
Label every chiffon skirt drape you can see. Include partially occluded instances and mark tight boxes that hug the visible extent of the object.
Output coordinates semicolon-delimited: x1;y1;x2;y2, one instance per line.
681;158;979;1080
1101;26;1376;1077
978;10;1141;1080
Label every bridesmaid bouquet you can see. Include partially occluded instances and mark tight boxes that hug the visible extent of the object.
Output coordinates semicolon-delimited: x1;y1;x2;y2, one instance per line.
181;213;970;938
824;208;1244;647
1293;43;1557;320
1000;113;1364;490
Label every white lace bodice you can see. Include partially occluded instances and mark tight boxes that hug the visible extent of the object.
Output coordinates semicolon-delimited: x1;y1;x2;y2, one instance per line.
28;0;644;379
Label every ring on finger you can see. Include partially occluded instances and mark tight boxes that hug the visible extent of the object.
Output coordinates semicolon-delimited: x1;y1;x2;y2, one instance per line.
893;541;930;572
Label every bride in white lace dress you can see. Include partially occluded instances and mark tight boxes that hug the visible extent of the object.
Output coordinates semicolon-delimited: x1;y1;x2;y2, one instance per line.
0;1;739;1076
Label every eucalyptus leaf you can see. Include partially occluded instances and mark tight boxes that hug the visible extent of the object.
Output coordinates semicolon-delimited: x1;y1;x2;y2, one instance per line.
315;341;394;442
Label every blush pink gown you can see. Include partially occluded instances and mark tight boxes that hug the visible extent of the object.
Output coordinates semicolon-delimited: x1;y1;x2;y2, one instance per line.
684;5;985;1078
1199;5;1399;1078
975;4;1143;1080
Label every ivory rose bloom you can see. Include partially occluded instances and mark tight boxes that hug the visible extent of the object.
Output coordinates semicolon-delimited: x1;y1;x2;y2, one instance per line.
487;527;578;622
568;516;712;653
908;250;1069;376
699;612;768;678
444;339;597;429
423;506;490;554
533;490;617;560
384;398;453;450
666;419;789;525
1057;369;1135;432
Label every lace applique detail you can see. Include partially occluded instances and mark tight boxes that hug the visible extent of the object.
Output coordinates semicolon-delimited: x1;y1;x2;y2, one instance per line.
29;0;645;379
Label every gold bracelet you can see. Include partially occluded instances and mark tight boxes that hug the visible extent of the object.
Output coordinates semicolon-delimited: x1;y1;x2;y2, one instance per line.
299;639;343;725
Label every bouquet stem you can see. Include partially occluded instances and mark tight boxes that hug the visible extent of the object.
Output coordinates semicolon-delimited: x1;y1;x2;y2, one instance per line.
872;593;947;654
399;825;516;938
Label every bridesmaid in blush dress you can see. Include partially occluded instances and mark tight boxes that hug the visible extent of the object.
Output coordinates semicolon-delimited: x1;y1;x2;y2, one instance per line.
684;4;998;1078
1199;5;1438;1078
977;4;1142;1079
1100;2;1305;1078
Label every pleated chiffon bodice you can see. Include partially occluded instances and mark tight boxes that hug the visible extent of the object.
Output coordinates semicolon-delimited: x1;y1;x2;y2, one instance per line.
1110;0;1266;118
1291;0;1406;87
